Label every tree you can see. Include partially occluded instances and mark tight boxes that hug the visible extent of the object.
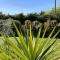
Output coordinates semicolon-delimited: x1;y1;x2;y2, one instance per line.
14;13;26;24
26;13;38;21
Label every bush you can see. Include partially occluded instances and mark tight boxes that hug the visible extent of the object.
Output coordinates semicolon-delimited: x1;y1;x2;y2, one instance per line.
0;22;60;60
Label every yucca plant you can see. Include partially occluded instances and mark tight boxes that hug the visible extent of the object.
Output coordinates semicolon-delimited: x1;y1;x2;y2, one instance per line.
0;22;60;60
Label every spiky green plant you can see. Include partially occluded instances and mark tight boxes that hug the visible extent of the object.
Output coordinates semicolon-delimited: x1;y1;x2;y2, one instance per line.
0;22;60;60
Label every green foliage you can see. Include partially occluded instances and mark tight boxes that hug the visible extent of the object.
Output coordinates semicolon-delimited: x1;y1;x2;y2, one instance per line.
0;7;60;22
0;23;60;60
26;13;38;22
14;13;26;24
0;7;60;38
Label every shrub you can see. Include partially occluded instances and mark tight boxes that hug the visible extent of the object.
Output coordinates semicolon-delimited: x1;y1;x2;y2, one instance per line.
0;22;60;60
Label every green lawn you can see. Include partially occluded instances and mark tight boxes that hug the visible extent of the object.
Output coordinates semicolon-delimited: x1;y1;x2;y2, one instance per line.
0;37;60;60
0;37;60;46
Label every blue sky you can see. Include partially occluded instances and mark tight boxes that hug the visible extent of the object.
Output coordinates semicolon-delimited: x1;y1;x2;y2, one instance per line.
0;0;60;14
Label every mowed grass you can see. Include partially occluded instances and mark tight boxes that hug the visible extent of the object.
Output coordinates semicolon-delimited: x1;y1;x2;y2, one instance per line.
0;37;19;45
0;37;60;48
0;37;60;60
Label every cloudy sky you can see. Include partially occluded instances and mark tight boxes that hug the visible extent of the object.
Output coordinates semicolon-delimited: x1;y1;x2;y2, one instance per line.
0;0;60;14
